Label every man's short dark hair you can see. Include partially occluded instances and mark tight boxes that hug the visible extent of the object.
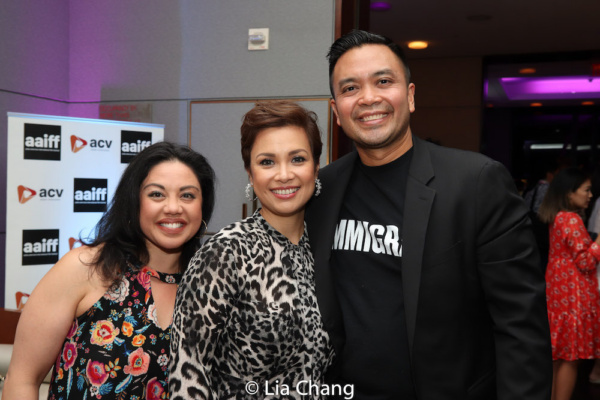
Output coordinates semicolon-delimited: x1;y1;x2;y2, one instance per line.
327;30;411;97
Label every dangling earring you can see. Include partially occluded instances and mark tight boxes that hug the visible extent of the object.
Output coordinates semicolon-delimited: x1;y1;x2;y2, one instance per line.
195;220;208;239
245;183;254;201
314;178;322;197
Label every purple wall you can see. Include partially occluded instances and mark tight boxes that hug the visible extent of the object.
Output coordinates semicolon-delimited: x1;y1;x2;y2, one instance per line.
0;1;70;308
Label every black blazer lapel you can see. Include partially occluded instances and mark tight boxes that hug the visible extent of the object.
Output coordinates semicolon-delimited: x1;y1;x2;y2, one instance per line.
306;151;358;355
402;137;435;357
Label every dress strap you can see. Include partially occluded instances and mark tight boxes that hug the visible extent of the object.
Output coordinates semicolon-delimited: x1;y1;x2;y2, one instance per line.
142;266;182;284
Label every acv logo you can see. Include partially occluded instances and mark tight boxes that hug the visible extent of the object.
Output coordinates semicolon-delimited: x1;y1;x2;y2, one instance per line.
71;135;114;153
69;237;84;250
17;185;37;204
17;185;64;203
70;135;88;153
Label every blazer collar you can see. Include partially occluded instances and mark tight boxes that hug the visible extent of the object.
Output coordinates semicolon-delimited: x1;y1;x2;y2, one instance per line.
313;137;437;359
402;136;436;356
308;151;357;356
409;135;435;185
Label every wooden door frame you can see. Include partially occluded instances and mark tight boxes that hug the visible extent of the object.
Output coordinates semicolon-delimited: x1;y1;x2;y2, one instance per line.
331;0;370;161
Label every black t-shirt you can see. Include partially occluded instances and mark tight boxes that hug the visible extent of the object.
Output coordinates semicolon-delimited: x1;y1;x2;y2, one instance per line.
331;149;416;399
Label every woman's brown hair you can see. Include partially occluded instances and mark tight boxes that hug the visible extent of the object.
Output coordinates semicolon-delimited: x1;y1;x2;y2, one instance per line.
241;100;322;170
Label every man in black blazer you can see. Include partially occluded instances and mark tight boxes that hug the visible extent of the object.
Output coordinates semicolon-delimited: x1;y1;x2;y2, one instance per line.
305;30;552;399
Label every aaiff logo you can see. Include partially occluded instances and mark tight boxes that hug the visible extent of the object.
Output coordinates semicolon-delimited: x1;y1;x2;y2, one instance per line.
73;178;108;212
22;229;60;265
121;130;152;163
24;123;61;160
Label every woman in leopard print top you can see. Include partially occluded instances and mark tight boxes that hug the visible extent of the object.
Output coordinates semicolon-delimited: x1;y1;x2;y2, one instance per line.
170;100;334;399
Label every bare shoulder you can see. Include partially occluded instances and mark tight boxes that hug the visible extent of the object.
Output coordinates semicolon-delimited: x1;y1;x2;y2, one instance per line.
6;246;108;389
47;245;99;283
32;245;108;310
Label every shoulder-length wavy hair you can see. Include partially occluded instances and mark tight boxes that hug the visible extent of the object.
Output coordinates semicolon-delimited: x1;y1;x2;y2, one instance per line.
538;166;588;224
84;141;216;284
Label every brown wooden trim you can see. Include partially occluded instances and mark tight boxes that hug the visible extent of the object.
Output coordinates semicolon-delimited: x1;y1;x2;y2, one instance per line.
335;0;343;39
330;0;371;160
336;0;370;38
0;308;21;344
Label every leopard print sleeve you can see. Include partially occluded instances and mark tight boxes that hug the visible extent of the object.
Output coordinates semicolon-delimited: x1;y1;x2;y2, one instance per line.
169;212;334;400
169;231;244;400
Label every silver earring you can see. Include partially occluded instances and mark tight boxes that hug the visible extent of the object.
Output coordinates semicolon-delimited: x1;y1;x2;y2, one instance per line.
195;220;208;239
245;183;253;201
314;178;322;197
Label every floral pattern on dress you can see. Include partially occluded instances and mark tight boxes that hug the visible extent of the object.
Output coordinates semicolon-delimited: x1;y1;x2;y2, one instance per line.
546;211;600;361
48;264;180;399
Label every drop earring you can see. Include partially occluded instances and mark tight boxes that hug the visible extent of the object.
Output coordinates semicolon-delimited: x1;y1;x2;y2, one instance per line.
245;183;255;201
314;178;322;197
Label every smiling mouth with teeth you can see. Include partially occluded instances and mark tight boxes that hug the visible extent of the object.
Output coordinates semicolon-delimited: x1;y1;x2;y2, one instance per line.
272;188;299;195
360;113;387;122
160;222;184;229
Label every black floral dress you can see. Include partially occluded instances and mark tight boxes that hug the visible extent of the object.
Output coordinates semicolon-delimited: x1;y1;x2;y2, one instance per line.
47;263;181;400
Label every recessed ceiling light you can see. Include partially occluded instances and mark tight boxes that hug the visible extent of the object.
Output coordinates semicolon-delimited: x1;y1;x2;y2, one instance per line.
582;101;595;106
408;41;428;50
519;68;536;74
530;102;543;107
371;1;391;10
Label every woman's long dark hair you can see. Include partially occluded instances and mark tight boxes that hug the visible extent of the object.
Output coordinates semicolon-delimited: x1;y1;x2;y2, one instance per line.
538;167;588;224
84;141;216;284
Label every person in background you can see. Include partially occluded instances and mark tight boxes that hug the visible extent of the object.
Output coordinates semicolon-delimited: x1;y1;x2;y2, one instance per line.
169;100;335;399
585;164;600;385
524;159;560;272
586;164;600;235
524;159;559;213
305;29;552;399
538;166;600;400
3;142;215;399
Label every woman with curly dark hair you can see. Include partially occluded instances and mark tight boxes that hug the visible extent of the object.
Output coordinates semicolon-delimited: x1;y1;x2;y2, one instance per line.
4;141;215;399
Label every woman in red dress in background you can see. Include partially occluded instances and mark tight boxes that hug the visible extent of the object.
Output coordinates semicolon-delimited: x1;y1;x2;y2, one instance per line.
538;167;600;400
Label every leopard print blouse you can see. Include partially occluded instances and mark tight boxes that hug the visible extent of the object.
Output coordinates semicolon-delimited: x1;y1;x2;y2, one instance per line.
169;210;334;399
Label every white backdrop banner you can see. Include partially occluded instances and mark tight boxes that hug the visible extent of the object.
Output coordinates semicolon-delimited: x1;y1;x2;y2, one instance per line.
5;112;164;309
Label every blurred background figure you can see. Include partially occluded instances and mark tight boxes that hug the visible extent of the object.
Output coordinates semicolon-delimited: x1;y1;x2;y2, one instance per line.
524;159;560;272
538;167;600;400
586;164;600;385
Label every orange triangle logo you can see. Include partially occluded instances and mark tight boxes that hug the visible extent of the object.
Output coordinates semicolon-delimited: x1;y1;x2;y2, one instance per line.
17;185;37;204
69;237;83;250
70;135;88;153
16;291;30;310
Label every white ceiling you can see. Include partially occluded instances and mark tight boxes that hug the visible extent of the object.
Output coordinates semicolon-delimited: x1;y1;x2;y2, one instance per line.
369;0;600;59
